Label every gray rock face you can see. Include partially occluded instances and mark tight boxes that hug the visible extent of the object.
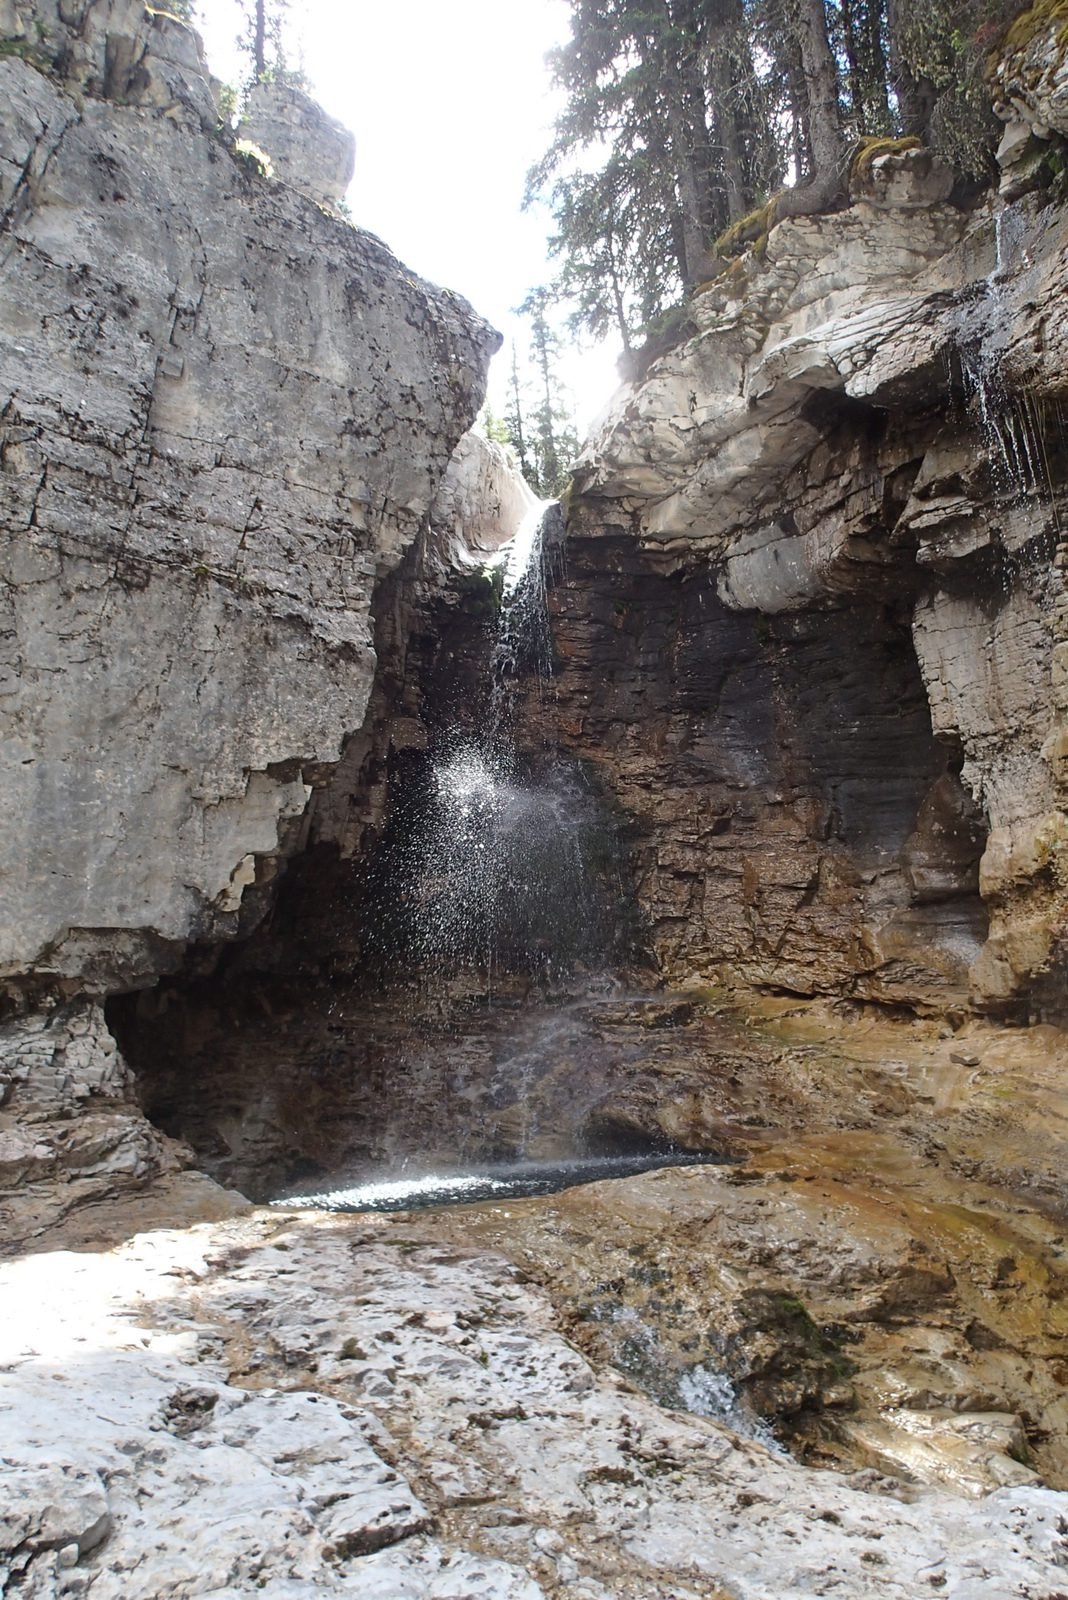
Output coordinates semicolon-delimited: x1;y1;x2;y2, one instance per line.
238;79;355;209
991;7;1068;200
0;2;498;992
0;1000;183;1246
577;151;971;557
430;429;539;561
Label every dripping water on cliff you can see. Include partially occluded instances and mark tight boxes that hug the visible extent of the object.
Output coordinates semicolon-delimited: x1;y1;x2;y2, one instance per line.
951;206;1063;586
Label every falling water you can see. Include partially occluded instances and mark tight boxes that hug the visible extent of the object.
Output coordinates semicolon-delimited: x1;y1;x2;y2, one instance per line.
276;498;759;1444
402;743;617;981
492;496;561;713
955;205;1050;503
383;497;623;988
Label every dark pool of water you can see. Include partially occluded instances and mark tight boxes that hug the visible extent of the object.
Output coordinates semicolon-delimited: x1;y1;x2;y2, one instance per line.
271;1151;727;1214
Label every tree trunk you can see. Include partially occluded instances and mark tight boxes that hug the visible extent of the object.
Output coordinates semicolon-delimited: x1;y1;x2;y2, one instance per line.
864;0;893;132
707;41;747;221
606;239;632;355
508;345;530;483
792;0;844;190
770;0;848;221
644;0;714;286
786;46;812;185
253;0;266;80
669;112;713;285
885;0;935;136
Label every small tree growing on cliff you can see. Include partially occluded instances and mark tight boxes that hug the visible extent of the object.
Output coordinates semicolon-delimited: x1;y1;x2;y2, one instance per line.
516;290;580;499
532;0;1024;357
236;0;301;86
504;342;534;488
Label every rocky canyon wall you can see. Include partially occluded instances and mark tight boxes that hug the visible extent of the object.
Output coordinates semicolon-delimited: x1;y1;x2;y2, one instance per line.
552;113;1068;1020
0;0;532;1238
6;0;1068;1236
0;0;500;996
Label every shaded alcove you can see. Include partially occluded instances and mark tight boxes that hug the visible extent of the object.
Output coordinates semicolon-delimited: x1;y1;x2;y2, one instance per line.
108;486;1005;1200
532;527;991;1004
107;517;649;1199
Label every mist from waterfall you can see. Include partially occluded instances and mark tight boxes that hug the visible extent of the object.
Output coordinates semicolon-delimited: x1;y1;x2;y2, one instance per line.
361;498;632;990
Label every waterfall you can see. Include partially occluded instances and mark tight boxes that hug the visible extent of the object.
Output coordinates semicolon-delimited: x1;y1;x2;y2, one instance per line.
369;497;624;991
491;496;560;719
405;742;610;982
954;205;1049;503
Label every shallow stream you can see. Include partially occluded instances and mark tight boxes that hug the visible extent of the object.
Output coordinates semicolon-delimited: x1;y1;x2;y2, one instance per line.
271;1149;726;1213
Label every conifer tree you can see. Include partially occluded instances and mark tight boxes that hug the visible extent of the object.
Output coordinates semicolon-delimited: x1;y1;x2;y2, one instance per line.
504;343;533;488
236;0;294;85
513;296;580;499
531;0;1019;354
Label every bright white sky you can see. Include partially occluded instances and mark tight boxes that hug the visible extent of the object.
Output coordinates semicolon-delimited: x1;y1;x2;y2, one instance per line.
197;0;623;434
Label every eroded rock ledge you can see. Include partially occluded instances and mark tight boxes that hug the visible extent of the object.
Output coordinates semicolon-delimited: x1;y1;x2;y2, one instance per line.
563;141;1068;1016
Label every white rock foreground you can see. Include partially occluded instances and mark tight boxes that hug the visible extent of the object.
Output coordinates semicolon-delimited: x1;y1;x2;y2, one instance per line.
2;1195;1066;1599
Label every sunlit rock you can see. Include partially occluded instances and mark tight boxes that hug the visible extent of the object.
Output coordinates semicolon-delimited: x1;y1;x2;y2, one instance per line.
238;79;355;209
429;429;538;562
0;1;498;994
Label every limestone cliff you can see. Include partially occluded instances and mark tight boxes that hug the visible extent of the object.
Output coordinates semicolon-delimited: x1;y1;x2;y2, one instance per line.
6;11;1068;1589
558;136;1068;1018
0;0;533;1236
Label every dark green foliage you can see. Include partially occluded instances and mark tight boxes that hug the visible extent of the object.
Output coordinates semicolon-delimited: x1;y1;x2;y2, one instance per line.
503;309;580;499
518;289;581;497
479;404;513;449
893;0;1019;174
529;0;1021;356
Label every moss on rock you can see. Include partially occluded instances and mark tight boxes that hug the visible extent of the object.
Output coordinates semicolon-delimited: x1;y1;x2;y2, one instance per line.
849;134;923;186
714;199;778;260
1000;0;1068;56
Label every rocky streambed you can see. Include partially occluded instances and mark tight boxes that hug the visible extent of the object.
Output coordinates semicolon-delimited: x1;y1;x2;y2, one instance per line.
7;994;1068;1598
3;1184;1066;1600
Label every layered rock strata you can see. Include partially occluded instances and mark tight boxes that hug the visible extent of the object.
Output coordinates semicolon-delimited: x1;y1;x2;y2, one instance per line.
0;0;497;994
5;7;1068;1586
564;143;1068;1016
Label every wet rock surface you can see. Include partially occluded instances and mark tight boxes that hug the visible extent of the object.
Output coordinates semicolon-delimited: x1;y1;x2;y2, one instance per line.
95;980;1068;1507
413;993;1068;1496
4;13;1068;1598
529;533;992;1009
562;162;1068;1015
4;1183;1068;1599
